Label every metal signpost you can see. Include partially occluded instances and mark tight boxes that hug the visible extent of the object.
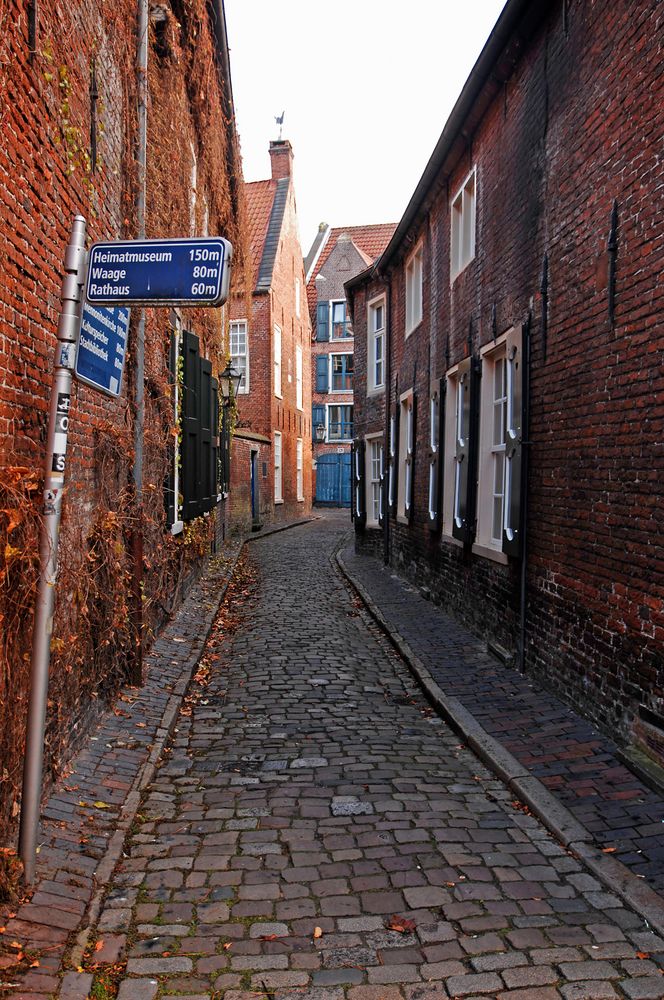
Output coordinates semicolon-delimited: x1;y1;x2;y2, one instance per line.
20;223;232;884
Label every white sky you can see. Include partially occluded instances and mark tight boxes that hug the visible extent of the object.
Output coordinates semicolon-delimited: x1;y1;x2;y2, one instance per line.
224;0;507;258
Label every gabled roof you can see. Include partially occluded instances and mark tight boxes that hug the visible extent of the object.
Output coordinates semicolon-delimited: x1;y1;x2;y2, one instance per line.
244;176;290;292
305;223;397;313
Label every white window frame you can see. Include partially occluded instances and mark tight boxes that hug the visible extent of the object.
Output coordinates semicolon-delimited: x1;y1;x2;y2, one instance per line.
366;434;383;527
330;299;352;340
230;319;249;394
368;294;386;393
474;337;507;559
326;403;353;442
405;242;423;336
451;167;476;282
296;438;304;501
295;345;303;410
274;323;282;398
274;431;283;503
397;390;413;522
330;351;353;393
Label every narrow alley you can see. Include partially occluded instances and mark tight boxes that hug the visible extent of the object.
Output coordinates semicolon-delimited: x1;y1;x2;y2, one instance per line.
72;515;661;1000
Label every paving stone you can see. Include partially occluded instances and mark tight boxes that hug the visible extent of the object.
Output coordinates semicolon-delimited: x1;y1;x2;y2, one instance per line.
116;980;159;1000
126;956;193;974
445;972;504;996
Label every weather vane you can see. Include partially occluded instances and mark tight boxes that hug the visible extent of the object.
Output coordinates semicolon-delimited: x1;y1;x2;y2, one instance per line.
275;110;285;140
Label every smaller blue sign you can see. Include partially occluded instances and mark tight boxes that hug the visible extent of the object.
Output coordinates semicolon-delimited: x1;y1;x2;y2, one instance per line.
85;237;232;306
75;303;130;398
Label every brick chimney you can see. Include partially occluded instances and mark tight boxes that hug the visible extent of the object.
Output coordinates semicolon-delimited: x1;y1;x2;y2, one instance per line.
269;139;293;180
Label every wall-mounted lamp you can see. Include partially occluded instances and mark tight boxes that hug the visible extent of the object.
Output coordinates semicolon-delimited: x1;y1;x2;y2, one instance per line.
315;422;326;443
219;361;243;406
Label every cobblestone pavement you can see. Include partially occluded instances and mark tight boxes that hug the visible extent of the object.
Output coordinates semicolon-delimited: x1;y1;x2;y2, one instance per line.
340;543;664;892
66;513;663;1000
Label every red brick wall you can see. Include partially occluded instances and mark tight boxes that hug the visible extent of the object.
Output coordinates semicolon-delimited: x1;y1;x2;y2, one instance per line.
352;0;664;746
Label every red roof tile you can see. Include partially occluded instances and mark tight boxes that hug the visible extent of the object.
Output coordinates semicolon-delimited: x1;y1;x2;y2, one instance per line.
305;223;397;314
244;179;278;286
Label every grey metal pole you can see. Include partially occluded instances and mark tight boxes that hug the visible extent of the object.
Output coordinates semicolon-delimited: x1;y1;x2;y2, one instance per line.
19;215;87;884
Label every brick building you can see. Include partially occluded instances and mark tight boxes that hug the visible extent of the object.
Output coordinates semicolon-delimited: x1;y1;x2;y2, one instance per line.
0;0;249;837
347;0;664;763
306;223;395;506
228;140;312;533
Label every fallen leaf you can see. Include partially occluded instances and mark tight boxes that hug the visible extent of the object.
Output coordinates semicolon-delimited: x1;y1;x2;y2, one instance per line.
636;951;650;959
30;959;40;967
93;801;111;810
261;934;278;941
95;940;104;952
223;942;232;950
313;926;323;939
386;915;416;933
602;847;617;853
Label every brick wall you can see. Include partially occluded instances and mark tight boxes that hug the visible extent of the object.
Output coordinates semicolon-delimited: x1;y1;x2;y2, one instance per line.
351;0;664;751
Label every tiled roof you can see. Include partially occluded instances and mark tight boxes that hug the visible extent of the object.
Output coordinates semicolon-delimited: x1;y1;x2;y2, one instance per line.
305;223;397;314
245;178;290;292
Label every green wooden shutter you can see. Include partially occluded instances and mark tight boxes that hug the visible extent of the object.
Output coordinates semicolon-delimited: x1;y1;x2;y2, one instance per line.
199;356;213;513
181;330;201;521
316;301;330;341
165;329;177;527
210;377;219;504
316;355;328;393
503;324;526;557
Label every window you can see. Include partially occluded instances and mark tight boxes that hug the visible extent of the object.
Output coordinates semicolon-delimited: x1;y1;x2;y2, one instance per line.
368;295;385;392
331;353;353;392
451;168;476;281
331;299;352;339
295;277;301;318
441;361;474;542
397;392;414;521
366;437;383;527
274;431;282;502
230;319;249;394
327;404;353;441
475;327;523;558
296;438;303;500
295;345;303;410
274;323;282;398
405;243;423;335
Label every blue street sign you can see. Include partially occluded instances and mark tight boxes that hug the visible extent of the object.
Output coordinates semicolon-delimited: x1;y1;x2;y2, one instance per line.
85;237;232;306
75;303;130;397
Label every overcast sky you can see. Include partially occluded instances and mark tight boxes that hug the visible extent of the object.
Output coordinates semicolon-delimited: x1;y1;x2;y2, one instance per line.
224;0;507;258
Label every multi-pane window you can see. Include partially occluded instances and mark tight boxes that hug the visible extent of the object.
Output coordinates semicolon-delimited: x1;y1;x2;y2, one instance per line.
367;438;383;526
296;438;303;500
491;357;507;543
331;300;352;339
327;404;353;440
274;431;282;501
368;296;385;391
405;243;423;335
274;323;282;398
331;353;353;392
296;345;303;410
451;168;476;280
453;370;469;533
230;319;248;393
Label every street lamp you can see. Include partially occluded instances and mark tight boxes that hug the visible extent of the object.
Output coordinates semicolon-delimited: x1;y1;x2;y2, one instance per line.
315;422;326;443
219;361;243;406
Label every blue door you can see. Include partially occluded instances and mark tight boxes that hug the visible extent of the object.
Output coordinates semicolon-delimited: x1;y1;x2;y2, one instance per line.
316;452;351;507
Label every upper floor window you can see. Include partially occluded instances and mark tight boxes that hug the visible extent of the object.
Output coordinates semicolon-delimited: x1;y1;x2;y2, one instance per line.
327;404;353;441
331;353;353;392
331;300;352;339
274;323;282;398
230;319;249;394
451;168;476;281
368;295;385;392
405;243;423;335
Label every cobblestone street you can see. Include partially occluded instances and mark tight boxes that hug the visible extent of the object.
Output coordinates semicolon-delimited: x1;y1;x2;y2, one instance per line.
88;514;663;1000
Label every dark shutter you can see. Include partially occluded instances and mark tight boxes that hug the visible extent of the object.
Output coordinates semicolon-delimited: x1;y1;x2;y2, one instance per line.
220;406;231;494
165;329;177;527
452;357;480;544
181;330;201;521
388;403;400;519
404;394;417;522
316;301;330;341
427;378;445;532
312;403;325;441
502;325;526;557
378;440;385;528
353;438;366;529
210;376;219;504
315;355;328;392
199;356;213;512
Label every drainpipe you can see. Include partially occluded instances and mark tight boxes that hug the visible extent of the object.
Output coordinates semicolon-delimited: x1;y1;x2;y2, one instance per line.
130;0;148;684
382;276;391;565
518;316;532;673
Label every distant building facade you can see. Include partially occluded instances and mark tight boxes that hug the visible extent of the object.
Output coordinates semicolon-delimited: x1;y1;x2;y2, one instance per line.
347;0;664;764
229;140;312;532
306;224;395;506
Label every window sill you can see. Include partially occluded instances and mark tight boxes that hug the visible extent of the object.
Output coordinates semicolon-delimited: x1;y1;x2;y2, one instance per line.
451;256;475;285
274;498;284;505
297;497;304;503
367;384;385;397
472;542;509;565
405;318;423;339
441;532;464;550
